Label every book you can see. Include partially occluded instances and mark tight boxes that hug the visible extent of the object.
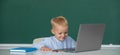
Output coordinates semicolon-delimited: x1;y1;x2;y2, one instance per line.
10;52;26;55
10;47;37;52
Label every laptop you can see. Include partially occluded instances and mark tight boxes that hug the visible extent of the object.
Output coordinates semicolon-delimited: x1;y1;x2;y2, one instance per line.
55;24;106;52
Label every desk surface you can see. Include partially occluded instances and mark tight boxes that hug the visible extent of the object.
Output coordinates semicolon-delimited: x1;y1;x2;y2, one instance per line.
0;47;120;55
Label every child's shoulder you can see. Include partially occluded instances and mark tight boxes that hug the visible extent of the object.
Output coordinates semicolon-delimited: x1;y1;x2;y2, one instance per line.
66;36;74;40
67;36;72;39
44;36;55;41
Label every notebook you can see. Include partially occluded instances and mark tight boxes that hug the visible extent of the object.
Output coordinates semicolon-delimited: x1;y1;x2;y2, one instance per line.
10;47;37;52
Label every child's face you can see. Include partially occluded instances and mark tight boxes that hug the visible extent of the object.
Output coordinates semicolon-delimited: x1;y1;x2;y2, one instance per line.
52;25;68;41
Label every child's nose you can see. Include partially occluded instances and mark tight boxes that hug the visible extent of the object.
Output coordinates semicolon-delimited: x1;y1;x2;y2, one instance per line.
61;34;65;37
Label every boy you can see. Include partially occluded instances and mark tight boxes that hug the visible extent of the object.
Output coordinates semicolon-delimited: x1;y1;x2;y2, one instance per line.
33;16;76;51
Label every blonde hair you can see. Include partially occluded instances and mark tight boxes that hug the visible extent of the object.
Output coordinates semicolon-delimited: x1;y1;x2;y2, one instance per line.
51;16;68;28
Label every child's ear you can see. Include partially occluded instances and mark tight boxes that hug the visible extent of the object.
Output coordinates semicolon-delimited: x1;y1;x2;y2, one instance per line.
51;29;55;34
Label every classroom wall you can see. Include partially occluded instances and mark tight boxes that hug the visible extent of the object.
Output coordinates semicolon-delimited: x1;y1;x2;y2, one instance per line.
0;0;120;44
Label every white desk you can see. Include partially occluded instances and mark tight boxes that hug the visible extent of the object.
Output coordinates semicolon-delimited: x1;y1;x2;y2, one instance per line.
0;47;120;55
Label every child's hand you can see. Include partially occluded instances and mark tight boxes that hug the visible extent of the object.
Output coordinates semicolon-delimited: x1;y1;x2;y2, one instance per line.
40;46;52;51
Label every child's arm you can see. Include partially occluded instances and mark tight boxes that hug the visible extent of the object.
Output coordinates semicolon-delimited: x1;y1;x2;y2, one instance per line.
40;46;52;51
68;36;76;48
33;38;52;51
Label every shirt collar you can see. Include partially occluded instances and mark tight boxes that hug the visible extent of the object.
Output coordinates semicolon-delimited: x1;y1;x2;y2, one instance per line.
53;36;68;43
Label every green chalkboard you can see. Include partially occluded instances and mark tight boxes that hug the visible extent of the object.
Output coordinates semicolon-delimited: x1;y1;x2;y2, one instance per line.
0;0;120;44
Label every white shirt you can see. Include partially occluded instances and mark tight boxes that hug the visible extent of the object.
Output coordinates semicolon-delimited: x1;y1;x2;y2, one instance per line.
33;36;76;50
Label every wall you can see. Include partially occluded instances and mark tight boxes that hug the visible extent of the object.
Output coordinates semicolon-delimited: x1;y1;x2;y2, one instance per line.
0;0;120;44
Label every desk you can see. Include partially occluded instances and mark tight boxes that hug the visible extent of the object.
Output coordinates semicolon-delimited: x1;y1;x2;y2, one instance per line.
0;47;120;55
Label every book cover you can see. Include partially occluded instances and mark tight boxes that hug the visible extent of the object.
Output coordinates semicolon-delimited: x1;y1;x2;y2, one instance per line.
10;47;37;52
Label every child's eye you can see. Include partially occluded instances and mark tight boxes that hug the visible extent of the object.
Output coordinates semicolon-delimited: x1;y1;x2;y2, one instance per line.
59;33;62;35
65;32;68;34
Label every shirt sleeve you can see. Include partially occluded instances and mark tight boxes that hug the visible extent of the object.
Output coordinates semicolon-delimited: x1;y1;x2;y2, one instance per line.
32;38;48;49
68;36;76;48
72;38;76;48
